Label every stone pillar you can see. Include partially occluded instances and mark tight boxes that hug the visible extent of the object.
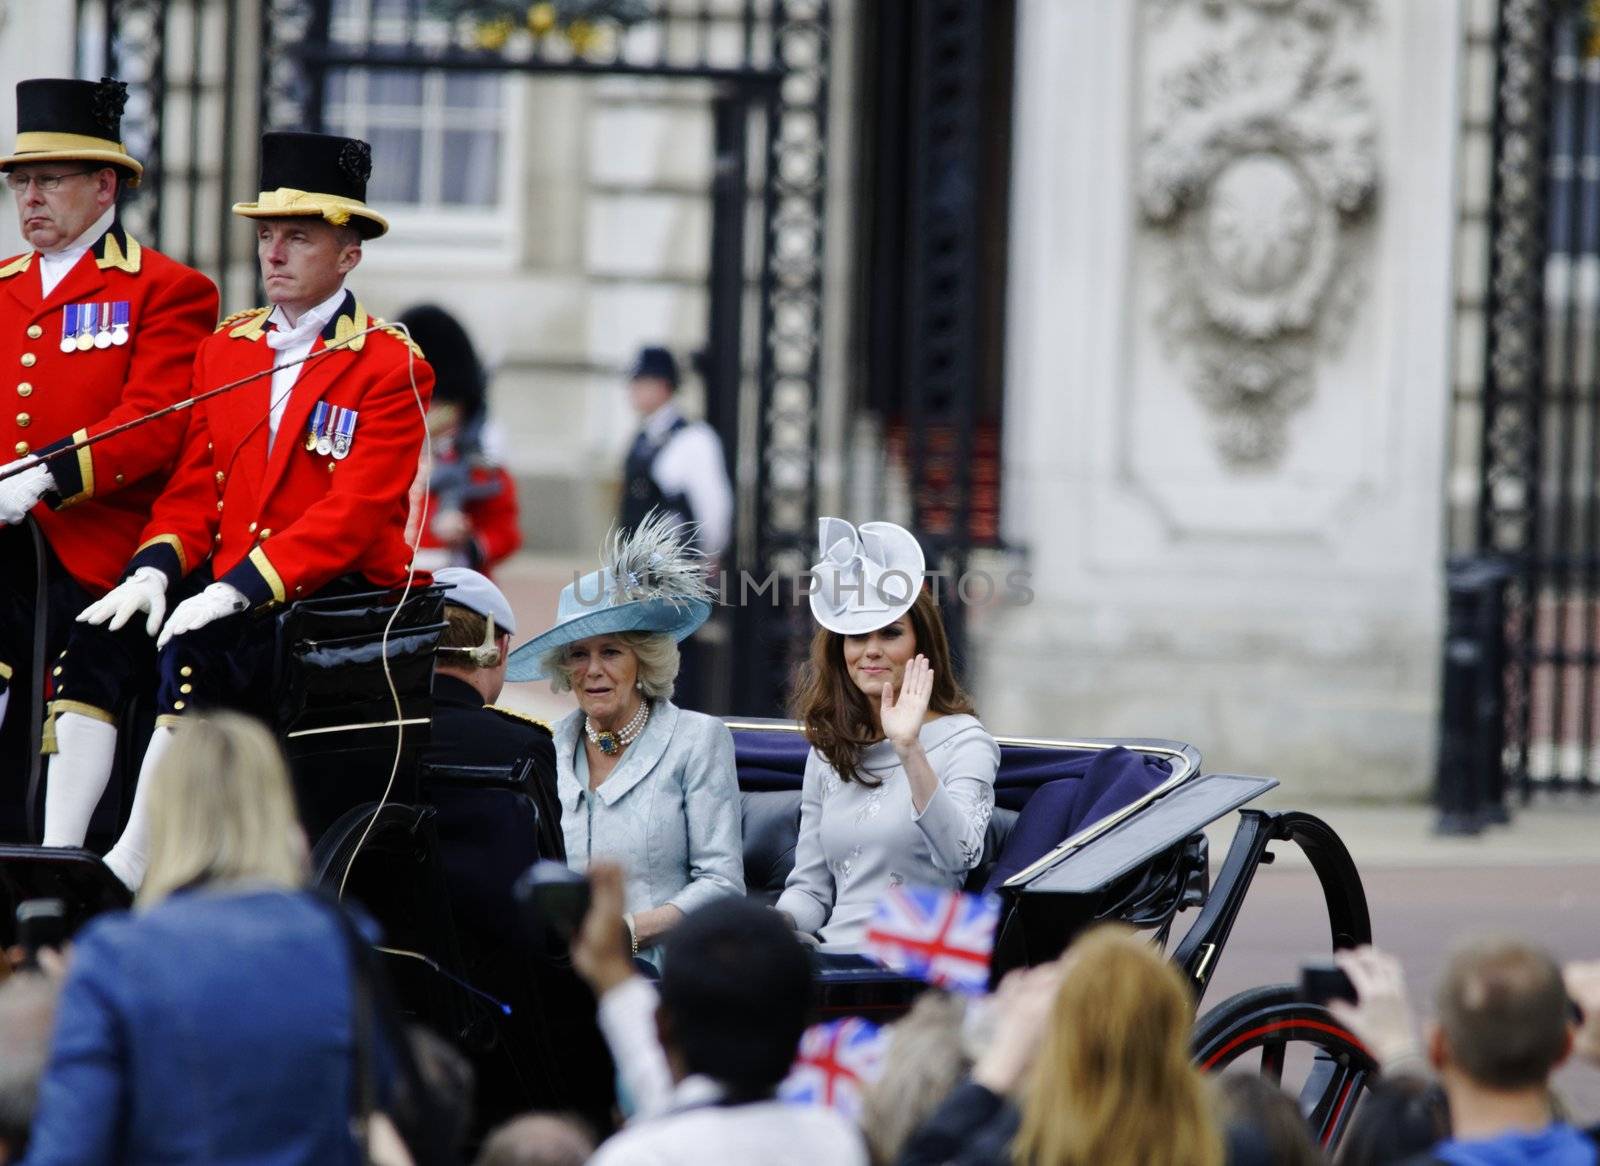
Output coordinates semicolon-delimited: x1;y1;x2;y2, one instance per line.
982;0;1460;797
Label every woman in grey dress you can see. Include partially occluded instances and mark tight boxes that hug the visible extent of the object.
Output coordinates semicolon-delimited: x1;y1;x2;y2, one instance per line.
775;518;999;950
506;512;743;963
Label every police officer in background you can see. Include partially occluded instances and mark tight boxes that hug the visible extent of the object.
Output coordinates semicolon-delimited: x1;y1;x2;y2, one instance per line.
620;346;733;711
0;78;217;805
619;345;732;564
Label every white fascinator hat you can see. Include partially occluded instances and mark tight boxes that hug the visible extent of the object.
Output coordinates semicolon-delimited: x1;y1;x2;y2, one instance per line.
808;516;927;636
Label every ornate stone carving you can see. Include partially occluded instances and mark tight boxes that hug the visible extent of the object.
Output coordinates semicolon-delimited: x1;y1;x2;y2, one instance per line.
1140;0;1378;466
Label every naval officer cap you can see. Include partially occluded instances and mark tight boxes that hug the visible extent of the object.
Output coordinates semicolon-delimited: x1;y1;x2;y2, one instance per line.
435;567;517;638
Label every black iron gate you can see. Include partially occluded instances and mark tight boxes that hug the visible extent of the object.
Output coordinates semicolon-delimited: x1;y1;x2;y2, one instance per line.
82;0;829;716
1450;0;1600;809
856;0;1012;672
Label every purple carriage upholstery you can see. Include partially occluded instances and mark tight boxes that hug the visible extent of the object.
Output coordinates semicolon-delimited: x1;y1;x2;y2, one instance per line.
732;726;1176;901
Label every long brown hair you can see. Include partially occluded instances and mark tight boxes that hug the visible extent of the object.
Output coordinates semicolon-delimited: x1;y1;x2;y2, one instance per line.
1012;926;1224;1166
790;587;976;784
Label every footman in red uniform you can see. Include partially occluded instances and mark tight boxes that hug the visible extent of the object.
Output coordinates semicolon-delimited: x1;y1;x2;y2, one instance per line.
0;78;218;805
50;131;434;887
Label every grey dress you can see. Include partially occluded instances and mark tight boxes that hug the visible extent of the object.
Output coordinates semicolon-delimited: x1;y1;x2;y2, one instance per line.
556;700;745;954
775;714;1000;949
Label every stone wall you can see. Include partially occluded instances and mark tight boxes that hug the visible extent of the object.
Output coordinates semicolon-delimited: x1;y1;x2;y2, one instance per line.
977;0;1463;798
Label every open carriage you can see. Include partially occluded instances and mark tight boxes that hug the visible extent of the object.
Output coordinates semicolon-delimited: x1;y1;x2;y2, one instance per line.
0;586;1380;1149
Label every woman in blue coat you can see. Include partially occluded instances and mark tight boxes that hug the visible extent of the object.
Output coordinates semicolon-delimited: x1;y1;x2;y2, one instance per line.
505;510;744;967
24;713;387;1166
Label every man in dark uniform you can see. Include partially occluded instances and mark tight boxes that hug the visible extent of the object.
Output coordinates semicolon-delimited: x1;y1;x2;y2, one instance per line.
0;78;217;819
422;568;606;1132
423;565;561;901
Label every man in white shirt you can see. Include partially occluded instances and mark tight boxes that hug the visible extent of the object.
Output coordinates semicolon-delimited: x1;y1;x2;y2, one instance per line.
619;346;733;562
573;862;868;1166
618;346;734;709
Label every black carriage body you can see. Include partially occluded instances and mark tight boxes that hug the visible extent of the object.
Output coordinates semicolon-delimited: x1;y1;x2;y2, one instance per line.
727;720;1371;1015
730;720;1214;1009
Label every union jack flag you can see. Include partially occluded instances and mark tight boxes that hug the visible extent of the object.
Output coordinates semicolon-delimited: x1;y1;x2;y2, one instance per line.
779;1017;888;1118
863;884;999;994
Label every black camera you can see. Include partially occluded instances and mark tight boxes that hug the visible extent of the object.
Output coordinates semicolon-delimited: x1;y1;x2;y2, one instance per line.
15;898;68;970
1299;959;1356;1006
513;861;591;943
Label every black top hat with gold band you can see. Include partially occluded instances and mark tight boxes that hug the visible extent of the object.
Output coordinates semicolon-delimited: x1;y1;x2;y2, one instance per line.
0;78;143;186
231;132;388;239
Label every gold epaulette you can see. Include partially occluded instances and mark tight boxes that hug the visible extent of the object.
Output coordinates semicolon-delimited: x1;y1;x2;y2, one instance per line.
0;252;33;280
216;307;270;335
372;318;425;361
486;704;553;737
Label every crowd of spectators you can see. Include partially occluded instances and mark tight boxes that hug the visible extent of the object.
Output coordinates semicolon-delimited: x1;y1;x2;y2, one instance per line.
6;735;1599;1166
1;514;1598;1163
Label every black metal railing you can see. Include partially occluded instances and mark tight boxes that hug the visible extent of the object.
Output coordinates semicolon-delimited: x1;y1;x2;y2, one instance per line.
1449;0;1600;811
75;0;253;307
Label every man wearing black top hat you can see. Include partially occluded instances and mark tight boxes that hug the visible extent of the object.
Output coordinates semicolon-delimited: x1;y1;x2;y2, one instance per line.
48;131;434;888
0;77;217;819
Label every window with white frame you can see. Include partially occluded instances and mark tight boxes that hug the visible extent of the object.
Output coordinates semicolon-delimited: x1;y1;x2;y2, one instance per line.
324;70;506;211
324;0;514;234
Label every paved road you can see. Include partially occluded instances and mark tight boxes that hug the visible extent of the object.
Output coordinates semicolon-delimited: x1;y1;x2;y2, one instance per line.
1198;848;1600;1117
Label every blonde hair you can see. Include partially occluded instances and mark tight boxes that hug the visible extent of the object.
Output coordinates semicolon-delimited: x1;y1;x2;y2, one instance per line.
138;713;307;907
862;991;972;1166
540;630;679;700
1012;926;1224;1166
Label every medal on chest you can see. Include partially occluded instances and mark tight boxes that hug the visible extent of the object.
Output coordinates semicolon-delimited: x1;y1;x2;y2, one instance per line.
306;402;360;459
60;301;131;353
306;401;329;452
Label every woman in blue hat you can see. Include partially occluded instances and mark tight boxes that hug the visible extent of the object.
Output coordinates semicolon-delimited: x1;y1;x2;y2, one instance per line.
506;511;743;964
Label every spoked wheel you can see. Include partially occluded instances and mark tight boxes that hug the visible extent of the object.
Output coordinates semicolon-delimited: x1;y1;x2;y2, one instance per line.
1192;984;1375;1152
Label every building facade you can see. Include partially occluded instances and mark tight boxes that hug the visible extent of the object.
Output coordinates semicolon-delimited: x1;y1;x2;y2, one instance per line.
1;0;1507;795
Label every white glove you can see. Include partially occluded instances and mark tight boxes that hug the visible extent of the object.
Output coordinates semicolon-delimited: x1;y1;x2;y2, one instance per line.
77;568;170;638
157;581;249;649
0;456;52;525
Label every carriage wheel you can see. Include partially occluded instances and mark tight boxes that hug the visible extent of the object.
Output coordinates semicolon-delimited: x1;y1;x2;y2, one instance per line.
1192;983;1376;1151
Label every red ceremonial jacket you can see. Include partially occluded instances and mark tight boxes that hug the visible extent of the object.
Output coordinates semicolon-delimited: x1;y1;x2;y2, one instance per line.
125;291;435;607
0;220;219;593
413;451;522;576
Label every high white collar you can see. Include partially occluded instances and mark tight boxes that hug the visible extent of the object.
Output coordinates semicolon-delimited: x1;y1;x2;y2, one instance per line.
39;203;116;262
266;284;348;344
37;205;117;295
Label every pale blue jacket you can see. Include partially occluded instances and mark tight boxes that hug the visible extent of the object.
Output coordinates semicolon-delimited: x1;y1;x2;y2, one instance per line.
556;700;745;933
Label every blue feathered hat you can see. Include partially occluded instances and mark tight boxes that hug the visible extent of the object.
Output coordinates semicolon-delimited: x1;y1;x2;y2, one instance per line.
506;510;714;682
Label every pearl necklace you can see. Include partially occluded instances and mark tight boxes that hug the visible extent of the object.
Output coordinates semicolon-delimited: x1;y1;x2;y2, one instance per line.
586;699;650;756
